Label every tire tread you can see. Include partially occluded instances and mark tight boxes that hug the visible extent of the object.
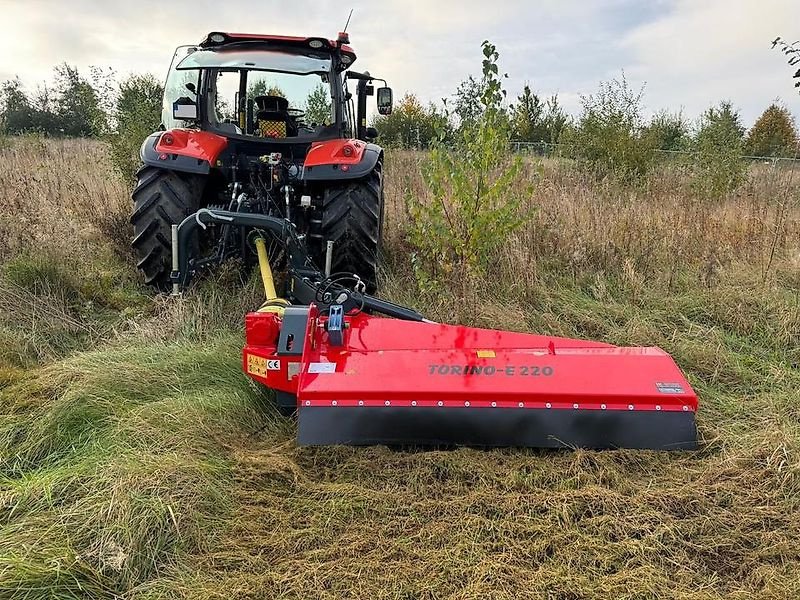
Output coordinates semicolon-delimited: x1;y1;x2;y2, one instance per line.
131;167;202;290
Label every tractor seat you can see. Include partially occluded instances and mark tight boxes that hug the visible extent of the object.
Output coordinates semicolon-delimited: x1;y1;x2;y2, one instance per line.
254;95;296;138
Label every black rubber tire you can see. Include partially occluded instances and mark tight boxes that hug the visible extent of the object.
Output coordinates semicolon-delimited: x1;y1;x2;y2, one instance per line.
130;167;204;290
318;162;384;293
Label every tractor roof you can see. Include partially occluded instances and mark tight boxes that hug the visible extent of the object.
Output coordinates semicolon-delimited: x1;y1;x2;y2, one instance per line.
199;32;356;66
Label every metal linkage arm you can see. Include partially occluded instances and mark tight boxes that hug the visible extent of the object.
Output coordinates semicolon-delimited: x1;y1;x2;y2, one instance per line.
171;209;310;293
169;208;428;323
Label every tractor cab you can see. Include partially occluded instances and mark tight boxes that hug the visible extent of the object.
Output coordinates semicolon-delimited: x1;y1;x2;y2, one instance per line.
161;32;392;144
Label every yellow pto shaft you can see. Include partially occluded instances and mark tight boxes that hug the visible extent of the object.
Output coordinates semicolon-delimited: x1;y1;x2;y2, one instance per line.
254;236;289;315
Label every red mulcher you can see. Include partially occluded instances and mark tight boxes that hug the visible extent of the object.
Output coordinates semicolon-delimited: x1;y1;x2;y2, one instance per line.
171;209;698;450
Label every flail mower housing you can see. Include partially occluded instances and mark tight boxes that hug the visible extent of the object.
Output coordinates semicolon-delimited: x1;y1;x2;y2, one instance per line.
170;209;699;450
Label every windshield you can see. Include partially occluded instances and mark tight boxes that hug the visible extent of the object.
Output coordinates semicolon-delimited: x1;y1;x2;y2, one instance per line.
162;46;337;139
176;47;331;75
208;69;334;137
162;46;201;129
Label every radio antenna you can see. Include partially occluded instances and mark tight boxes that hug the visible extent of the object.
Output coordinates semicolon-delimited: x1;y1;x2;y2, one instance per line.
343;9;353;33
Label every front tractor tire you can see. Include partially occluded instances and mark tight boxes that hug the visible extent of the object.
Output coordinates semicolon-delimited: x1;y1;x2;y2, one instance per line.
131;167;203;290
319;164;384;293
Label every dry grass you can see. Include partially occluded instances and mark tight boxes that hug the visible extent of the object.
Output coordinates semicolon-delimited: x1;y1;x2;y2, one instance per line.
157;440;800;600
0;137;799;599
0;136;131;262
383;152;800;293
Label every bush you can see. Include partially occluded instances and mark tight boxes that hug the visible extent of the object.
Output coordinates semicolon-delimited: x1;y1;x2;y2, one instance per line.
692;101;747;198
372;93;450;149
561;74;656;181
109;74;163;184
406;41;529;293
644;110;691;151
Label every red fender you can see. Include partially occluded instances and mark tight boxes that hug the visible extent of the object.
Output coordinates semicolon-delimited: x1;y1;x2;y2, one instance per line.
304;139;367;167
155;129;228;165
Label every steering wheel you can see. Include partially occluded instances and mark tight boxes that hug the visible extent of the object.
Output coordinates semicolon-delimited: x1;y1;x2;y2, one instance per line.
287;108;306;120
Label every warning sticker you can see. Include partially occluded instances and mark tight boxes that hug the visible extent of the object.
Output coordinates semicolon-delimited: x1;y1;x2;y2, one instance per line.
246;354;267;377
656;382;685;394
287;362;301;379
308;362;336;374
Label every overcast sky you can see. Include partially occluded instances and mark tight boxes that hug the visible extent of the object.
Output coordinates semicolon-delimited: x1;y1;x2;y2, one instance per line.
2;0;799;127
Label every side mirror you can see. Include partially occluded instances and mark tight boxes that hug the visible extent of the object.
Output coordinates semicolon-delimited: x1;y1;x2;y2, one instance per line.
173;97;198;121
185;82;197;94
365;126;378;140
377;87;393;116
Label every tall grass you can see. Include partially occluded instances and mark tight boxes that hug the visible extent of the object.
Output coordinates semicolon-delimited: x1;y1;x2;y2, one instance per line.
0;137;799;598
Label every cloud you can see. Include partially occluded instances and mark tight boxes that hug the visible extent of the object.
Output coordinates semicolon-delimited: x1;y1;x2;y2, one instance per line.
2;0;798;126
620;0;800;123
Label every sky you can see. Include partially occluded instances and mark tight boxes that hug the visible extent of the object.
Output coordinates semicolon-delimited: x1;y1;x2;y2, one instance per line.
2;0;799;127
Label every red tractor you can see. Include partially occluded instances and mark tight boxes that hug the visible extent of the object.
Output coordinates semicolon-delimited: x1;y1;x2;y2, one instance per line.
132;31;392;292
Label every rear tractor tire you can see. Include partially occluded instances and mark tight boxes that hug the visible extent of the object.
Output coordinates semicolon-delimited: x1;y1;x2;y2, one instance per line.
319;163;384;293
131;167;204;290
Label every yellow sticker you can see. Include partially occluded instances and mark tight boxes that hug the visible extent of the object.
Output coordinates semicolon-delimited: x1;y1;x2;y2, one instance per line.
476;350;496;358
246;354;268;377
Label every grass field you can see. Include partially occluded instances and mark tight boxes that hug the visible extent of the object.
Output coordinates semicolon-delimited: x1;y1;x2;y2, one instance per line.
1;137;799;599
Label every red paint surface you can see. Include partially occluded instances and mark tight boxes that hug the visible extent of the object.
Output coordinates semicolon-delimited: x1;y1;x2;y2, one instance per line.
155;129;228;164
304;139;367;167
209;33;356;58
243;306;699;414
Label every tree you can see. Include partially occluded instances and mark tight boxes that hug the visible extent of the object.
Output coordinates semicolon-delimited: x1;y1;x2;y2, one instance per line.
644;110;690;151
0;77;35;133
745;104;799;157
511;84;544;142
701;101;746;139
452;75;486;131
371;93;449;149
560;74;656;180
2;65;109;137
771;37;800;96
304;83;332;125
248;79;284;99
406;41;528;291
52;64;105;136
30;83;60;133
541;94;568;145
511;85;568;149
110;73;164;182
116;74;162;131
693;101;747;197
